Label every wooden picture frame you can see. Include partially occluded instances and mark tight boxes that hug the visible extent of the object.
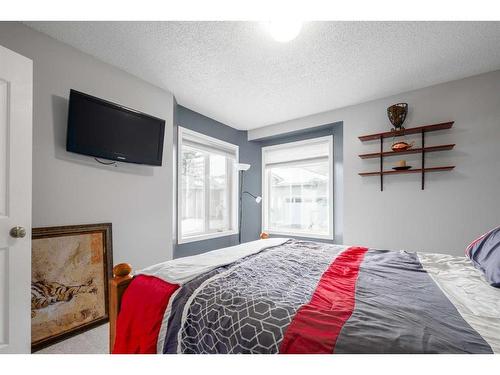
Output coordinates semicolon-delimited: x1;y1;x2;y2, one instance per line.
31;223;113;352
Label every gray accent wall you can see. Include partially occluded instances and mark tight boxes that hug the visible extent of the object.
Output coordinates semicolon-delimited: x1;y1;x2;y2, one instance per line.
174;107;345;257
174;105;262;258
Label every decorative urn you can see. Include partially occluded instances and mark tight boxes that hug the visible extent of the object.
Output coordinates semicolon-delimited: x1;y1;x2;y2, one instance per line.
387;103;408;131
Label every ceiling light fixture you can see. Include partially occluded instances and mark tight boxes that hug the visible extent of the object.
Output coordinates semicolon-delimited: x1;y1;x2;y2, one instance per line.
263;21;303;43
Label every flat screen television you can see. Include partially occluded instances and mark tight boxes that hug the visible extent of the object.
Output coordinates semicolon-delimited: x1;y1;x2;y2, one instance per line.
66;89;166;166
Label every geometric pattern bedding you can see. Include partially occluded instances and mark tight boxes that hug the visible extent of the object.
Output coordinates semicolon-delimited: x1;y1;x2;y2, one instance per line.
165;240;341;353
113;239;500;354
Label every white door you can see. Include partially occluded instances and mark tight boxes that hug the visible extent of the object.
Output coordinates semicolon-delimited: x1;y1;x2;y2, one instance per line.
0;45;32;354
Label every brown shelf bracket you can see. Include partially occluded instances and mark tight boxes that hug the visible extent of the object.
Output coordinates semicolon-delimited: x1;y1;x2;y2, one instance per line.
421;130;425;190
380;135;383;191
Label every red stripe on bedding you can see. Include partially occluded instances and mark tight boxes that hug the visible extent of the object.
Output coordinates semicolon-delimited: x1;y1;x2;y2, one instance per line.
279;246;368;354
113;274;179;354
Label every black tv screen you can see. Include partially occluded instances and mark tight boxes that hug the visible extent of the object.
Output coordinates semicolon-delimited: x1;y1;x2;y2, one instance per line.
66;90;165;166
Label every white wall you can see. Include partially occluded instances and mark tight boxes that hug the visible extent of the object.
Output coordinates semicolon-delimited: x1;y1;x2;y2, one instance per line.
0;22;175;268
249;70;500;256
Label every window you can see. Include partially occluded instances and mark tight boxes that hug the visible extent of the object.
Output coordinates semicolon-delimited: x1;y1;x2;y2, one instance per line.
178;127;238;243
262;136;334;240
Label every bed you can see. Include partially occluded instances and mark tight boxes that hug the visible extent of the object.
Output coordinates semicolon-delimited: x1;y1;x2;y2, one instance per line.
109;236;500;354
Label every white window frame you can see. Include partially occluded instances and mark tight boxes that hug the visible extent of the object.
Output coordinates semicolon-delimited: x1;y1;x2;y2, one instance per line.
261;135;334;240
177;126;239;244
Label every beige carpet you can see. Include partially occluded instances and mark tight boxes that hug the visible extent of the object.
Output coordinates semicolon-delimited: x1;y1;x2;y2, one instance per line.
35;323;109;354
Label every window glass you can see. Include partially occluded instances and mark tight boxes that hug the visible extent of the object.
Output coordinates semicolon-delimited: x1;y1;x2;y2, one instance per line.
268;161;329;236
178;127;238;243
181;147;205;236
263;136;333;239
209;154;229;232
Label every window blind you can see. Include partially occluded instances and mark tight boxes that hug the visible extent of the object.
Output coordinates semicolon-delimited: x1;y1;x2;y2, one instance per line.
182;132;237;159
263;138;330;166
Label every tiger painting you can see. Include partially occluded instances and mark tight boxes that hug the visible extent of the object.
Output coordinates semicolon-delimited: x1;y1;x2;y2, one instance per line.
31;279;98;318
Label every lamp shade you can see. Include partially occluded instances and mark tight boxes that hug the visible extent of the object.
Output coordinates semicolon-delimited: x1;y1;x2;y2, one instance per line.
236;163;251;171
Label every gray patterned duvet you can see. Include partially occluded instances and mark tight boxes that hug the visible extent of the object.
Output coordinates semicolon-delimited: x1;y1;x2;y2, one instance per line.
114;239;500;354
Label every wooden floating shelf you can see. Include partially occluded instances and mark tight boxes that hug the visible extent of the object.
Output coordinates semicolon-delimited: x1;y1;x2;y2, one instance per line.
358;144;455;159
358;121;454;142
359;166;455;177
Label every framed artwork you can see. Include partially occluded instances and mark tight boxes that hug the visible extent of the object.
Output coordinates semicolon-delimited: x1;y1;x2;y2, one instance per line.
31;223;113;352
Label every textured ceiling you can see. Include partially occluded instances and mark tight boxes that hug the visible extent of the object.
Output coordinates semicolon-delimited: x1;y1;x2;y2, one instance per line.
25;21;500;130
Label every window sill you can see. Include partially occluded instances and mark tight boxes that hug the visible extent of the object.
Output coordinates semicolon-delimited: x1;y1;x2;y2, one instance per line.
264;229;334;241
178;230;238;244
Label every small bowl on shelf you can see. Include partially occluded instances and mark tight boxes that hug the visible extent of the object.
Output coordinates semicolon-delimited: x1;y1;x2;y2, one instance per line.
391;141;414;152
392;160;412;171
392;166;412;171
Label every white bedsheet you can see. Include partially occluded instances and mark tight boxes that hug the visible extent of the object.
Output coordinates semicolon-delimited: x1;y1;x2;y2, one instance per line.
418;252;500;353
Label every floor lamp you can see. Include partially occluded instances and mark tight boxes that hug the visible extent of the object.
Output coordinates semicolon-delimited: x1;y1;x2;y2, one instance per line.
236;163;262;244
